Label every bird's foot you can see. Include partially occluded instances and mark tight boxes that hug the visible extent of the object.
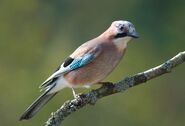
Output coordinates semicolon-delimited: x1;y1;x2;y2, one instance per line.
98;81;114;88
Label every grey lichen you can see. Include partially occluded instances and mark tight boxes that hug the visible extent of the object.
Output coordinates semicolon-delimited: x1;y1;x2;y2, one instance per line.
162;61;173;72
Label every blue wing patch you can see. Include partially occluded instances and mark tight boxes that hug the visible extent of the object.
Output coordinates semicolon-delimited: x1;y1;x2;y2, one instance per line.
69;53;94;70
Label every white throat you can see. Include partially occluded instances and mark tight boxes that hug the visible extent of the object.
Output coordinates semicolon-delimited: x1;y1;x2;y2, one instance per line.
113;37;131;49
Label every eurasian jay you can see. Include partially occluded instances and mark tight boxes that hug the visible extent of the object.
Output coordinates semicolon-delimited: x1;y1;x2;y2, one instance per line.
20;20;139;120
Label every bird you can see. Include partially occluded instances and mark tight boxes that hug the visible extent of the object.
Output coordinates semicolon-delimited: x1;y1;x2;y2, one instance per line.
20;20;139;120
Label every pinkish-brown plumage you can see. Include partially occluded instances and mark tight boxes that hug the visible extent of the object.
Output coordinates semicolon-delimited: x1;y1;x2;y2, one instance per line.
64;35;126;86
20;20;139;120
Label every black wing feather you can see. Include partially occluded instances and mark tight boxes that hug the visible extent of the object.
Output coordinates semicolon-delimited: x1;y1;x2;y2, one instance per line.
63;57;74;67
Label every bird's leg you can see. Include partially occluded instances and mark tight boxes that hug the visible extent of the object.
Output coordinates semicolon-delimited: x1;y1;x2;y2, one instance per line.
71;87;77;98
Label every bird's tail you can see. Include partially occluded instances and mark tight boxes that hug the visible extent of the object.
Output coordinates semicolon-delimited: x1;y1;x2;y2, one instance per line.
19;87;57;120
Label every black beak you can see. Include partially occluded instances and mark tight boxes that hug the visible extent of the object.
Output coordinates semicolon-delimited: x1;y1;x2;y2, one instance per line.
127;31;139;38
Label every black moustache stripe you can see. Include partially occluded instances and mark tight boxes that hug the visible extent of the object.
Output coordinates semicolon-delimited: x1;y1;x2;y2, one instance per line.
114;33;127;39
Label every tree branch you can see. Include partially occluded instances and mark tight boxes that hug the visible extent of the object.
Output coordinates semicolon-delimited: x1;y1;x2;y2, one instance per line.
45;51;185;126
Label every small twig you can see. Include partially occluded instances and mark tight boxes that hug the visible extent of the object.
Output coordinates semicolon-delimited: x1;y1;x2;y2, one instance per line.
45;51;185;126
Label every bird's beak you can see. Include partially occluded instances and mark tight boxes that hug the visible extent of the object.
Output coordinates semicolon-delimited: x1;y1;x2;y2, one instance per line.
127;31;139;38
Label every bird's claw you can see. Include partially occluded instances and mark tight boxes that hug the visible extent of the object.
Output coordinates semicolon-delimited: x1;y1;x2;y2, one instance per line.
98;81;114;88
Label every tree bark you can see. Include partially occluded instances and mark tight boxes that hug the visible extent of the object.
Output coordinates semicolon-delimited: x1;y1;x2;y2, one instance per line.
45;51;185;126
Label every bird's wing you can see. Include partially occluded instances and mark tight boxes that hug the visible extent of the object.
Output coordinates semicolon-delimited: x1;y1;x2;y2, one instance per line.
39;45;102;89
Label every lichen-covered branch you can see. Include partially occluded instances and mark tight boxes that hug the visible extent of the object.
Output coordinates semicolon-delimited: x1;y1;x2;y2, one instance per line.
45;51;185;126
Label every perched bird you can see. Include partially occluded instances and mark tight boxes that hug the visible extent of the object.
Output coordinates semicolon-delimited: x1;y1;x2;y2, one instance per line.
20;20;139;120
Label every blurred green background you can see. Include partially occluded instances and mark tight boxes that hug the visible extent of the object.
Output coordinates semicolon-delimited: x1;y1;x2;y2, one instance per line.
0;0;185;126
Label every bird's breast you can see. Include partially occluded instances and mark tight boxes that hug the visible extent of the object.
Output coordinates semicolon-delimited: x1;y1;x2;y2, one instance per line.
64;44;126;87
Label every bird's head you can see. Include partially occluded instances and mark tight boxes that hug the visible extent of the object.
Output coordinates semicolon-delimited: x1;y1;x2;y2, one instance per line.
103;20;139;49
112;20;139;38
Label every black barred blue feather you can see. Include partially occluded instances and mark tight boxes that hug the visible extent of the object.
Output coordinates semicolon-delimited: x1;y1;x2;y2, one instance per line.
69;53;94;70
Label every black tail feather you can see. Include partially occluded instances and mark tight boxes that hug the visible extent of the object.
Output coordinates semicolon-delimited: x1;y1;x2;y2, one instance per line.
19;88;57;120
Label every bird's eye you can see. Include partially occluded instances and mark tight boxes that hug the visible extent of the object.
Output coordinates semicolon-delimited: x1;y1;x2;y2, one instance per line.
119;25;124;31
